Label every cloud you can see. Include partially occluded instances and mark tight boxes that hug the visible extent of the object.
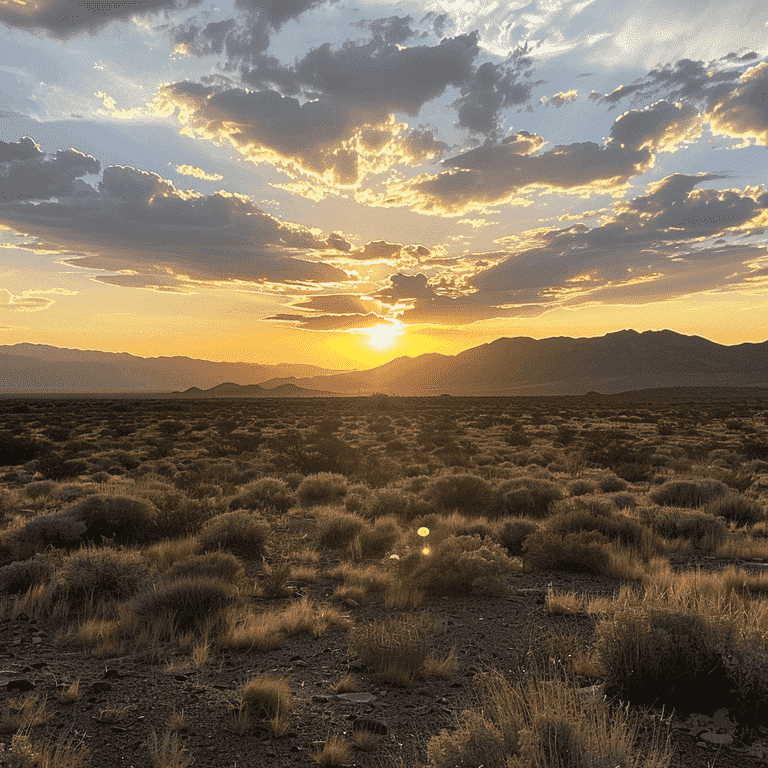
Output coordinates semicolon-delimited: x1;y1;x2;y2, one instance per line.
0;287;77;311
373;174;768;325
0;0;195;38
539;89;578;107
265;312;383;330
365;98;711;217
451;44;546;140
0;0;332;40
0;137;100;202
707;62;768;146
175;164;224;181
0;139;351;289
150;81;449;192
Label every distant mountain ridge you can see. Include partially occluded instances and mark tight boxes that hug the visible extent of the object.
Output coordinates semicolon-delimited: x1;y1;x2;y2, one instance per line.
2;330;768;396
275;329;768;396
0;344;344;393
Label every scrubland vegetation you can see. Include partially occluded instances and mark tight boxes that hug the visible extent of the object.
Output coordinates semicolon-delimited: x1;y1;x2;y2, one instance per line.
1;393;768;766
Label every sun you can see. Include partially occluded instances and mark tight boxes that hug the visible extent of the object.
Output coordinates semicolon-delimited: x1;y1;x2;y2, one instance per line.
365;322;403;349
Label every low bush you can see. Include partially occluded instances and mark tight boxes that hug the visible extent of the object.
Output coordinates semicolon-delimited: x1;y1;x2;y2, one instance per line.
53;547;151;609
496;478;563;518
427;473;494;514
704;493;765;527
199;511;270;560
425;669;670;768
0;557;51;594
64;494;159;544
496;518;538;556
354;516;401;557
598;474;628;493
316;511;366;550
545;499;662;558
523;529;611;575
130;576;237;633
164;551;245;585
649;479;729;508
596;606;732;714
399;535;515;595
8;512;86;558
640;506;727;546
230;478;295;513
296;473;348;506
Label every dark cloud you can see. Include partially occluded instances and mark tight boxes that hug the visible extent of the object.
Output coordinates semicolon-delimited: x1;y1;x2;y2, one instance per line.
608;100;703;152
265;312;382;330
0;139;349;288
453;45;545;139
152;80;450;188
0;0;197;37
293;31;479;116
591;57;748;109
0;137;100;202
369;97;710;216
708;62;768;146
376;175;768;325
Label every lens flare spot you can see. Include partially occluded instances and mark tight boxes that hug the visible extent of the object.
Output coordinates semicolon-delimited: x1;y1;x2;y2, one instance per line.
417;527;430;537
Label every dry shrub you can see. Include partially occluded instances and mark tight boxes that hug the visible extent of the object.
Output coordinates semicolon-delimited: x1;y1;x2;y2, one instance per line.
496;477;563;518
704;493;765;527
353;515;401;557
230;477;295;513
639;506;727;547
648;478;728;508
8;512;86;559
425;669;670;768
596;607;732;714
199;510;270;560
523;529;611;575
53;547;151;610
0;557;51;595
496;518;538;556
164;551;245;585
545;499;662;559
316;510;365;549
64;494;159;544
426;473;494;514
348;614;432;686
130;576;238;635
398;534;516;596
296;473;348;506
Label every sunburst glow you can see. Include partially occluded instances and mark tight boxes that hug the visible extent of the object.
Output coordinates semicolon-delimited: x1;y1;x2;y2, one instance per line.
365;322;404;349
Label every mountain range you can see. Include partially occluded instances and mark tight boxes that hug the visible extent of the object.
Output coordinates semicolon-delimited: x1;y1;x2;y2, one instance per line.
1;330;768;396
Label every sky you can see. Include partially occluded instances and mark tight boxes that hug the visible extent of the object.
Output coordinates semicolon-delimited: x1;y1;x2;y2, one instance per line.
1;1;768;369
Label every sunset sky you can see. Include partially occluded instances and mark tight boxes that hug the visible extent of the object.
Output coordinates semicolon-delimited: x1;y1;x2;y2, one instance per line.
1;0;768;369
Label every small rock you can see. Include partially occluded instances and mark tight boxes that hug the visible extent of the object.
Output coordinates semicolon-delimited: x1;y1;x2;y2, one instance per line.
6;679;35;692
88;682;112;693
311;695;330;703
701;732;733;746
337;692;375;704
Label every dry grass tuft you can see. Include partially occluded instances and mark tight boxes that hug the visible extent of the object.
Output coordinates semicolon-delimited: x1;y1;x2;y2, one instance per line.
148;729;193;768
312;734;351;766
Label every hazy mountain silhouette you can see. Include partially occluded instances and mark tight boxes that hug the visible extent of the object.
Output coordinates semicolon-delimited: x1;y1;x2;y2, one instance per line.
3;330;768;395
281;330;768;396
175;382;335;398
0;344;343;393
